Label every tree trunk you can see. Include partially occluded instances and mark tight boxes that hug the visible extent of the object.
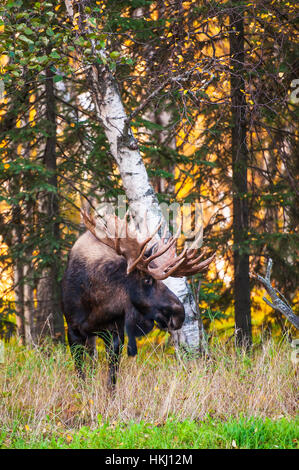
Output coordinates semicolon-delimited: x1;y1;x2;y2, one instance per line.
35;66;64;344
23;262;35;344
229;5;252;348
12;204;25;344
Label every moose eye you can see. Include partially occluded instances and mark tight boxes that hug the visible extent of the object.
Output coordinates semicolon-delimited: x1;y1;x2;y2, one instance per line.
143;277;153;286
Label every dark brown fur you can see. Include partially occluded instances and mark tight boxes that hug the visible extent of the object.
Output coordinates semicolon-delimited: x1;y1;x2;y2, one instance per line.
62;231;185;387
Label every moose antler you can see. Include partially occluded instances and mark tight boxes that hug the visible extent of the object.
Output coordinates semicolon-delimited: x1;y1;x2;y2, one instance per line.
82;210;215;279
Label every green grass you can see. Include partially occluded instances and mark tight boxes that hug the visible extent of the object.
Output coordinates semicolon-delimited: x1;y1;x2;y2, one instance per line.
1;416;298;449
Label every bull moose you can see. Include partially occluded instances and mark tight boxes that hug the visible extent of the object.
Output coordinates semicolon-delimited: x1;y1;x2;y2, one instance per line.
62;210;215;387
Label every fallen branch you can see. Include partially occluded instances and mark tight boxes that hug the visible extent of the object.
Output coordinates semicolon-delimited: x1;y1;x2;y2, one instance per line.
250;258;299;330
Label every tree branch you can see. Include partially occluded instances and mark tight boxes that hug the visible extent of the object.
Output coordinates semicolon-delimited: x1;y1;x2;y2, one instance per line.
250;258;299;330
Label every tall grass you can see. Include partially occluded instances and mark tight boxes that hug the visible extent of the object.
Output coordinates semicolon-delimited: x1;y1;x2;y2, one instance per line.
0;336;297;440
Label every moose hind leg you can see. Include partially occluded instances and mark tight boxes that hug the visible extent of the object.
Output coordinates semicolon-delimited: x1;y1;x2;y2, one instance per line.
102;326;124;390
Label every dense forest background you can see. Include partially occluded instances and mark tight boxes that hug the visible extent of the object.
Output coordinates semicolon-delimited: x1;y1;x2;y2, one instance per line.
0;0;298;347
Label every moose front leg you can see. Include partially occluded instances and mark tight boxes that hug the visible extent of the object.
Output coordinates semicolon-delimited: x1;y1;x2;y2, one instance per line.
125;306;154;357
67;327;88;380
85;335;98;374
102;324;124;390
125;320;138;357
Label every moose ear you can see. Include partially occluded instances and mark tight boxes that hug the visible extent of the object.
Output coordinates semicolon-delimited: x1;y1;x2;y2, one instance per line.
144;243;158;258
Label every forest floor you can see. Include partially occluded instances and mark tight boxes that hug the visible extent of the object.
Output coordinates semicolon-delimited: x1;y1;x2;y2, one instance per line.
0;335;298;449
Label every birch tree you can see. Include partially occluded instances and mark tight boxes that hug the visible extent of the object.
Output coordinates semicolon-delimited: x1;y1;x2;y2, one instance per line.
64;0;208;353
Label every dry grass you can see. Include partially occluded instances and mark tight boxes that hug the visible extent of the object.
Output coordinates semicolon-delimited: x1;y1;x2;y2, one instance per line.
0;336;298;434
